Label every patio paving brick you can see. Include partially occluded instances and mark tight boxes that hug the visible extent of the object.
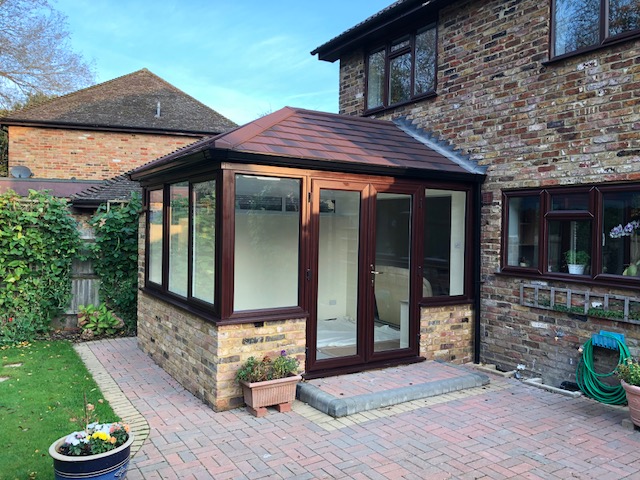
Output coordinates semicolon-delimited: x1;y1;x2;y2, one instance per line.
75;337;640;479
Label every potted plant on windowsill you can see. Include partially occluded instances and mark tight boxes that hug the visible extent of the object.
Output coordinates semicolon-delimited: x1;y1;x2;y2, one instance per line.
616;358;640;427
236;350;302;417
564;250;590;275
48;397;133;480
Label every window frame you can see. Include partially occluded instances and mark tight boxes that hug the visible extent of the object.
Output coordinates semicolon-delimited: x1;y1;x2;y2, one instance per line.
143;166;478;324
501;183;640;287
144;173;221;317
364;22;438;113
419;182;474;305
550;0;640;61
230;171;305;317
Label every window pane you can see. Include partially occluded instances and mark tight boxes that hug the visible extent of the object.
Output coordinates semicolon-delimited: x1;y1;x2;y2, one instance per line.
610;0;640;36
234;175;300;311
506;196;540;268
553;0;599;56
391;37;410;52
148;189;163;285
168;182;189;296
551;192;589;211
424;189;466;296
389;52;411;104
415;26;437;95
603;190;640;276
192;180;215;303
367;49;385;109
547;220;591;274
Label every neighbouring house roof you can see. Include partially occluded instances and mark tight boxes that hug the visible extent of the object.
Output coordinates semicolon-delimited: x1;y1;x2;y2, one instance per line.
311;0;453;62
130;107;485;181
70;173;142;210
0;69;237;135
0;178;104;198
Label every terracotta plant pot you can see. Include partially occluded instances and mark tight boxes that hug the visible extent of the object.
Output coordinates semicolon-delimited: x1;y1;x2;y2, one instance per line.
239;375;302;417
621;380;640;427
49;432;134;480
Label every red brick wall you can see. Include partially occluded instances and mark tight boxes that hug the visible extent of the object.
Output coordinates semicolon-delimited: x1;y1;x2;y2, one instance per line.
339;0;640;386
8;126;202;180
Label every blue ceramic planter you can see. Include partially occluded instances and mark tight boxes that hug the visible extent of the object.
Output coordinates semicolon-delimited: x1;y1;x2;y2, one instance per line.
49;433;134;480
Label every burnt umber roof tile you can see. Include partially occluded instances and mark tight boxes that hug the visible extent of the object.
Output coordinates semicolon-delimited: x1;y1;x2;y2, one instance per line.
131;107;486;180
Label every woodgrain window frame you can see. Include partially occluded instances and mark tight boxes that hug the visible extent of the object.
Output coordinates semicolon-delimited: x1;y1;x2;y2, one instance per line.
365;23;438;113
550;0;640;60
502;183;640;288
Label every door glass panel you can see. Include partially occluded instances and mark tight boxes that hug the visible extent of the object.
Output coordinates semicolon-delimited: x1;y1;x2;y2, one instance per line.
316;190;360;359
374;193;411;351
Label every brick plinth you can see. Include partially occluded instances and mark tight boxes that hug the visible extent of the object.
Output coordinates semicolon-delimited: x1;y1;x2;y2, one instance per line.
420;304;474;364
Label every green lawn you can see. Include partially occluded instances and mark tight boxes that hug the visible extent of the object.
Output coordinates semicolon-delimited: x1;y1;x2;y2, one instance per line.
0;341;118;480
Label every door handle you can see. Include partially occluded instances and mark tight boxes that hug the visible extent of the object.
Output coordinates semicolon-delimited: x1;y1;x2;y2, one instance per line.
370;265;382;286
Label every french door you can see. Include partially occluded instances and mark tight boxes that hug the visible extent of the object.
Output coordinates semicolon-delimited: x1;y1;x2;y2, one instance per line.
307;179;419;373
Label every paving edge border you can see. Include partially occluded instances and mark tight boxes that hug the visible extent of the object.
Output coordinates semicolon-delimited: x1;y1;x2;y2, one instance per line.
74;343;149;457
297;370;490;418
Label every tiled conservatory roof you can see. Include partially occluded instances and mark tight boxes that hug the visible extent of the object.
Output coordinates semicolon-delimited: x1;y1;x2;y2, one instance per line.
130;107;485;180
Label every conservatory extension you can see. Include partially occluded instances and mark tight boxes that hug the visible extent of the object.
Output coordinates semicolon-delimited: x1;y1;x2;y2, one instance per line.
130;107;486;410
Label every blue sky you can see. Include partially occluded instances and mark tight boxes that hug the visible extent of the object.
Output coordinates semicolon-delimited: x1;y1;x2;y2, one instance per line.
55;0;392;125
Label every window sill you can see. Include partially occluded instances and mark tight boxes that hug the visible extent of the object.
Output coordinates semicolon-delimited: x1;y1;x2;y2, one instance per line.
140;286;309;326
544;32;640;66
419;296;473;308
140;286;219;323
364;91;437;117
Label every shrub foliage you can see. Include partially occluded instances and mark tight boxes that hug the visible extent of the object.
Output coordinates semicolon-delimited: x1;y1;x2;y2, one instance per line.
0;190;80;345
86;193;141;334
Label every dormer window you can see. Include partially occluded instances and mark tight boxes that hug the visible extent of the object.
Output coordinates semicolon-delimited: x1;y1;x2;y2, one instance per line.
366;24;437;111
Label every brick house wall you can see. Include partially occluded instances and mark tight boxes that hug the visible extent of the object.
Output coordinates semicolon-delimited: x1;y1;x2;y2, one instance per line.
338;0;640;386
7;125;200;181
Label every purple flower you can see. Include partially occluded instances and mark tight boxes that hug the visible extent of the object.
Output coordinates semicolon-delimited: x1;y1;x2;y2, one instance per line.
280;350;287;357
610;220;640;238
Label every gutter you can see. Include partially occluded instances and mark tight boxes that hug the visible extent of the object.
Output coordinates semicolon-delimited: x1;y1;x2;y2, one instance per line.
0;119;220;138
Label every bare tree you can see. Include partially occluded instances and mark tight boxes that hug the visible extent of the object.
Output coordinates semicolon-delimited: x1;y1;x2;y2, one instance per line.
0;0;95;109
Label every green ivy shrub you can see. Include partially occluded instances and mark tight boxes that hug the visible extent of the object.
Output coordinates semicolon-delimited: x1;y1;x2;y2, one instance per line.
0;189;80;345
86;193;141;334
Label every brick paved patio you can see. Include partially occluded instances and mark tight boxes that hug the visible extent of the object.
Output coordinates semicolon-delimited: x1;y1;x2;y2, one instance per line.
78;338;640;479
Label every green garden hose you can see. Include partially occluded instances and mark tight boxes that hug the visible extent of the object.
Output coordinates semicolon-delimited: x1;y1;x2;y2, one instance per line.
576;334;631;405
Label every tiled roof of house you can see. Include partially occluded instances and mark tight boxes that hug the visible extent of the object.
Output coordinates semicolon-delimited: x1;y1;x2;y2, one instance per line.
130;107;485;180
70;173;142;209
0;69;237;134
312;0;452;62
